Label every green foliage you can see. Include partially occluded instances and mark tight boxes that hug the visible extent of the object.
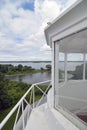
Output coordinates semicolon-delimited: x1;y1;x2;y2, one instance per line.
4;81;29;105
0;94;12;110
0;106;18;130
45;64;51;71
0;64;38;75
0;78;13;110
17;64;23;71
0;64;8;73
0;73;5;81
0;72;29;110
40;67;45;72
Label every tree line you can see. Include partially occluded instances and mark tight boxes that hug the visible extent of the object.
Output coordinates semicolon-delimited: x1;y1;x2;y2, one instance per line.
0;64;52;75
0;64;36;74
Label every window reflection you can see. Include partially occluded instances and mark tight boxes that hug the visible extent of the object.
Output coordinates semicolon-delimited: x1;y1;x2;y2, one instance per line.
67;54;83;80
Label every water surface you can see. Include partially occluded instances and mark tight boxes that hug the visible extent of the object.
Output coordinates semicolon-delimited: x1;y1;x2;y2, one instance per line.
6;72;51;84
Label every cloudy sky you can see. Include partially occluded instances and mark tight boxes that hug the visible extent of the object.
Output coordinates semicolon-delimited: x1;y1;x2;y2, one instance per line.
0;0;78;61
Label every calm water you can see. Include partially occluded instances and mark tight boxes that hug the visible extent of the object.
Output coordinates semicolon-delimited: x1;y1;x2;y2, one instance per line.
3;61;84;84
6;72;51;84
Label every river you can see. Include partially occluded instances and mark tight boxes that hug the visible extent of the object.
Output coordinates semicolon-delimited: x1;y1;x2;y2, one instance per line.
6;72;51;84
3;61;84;84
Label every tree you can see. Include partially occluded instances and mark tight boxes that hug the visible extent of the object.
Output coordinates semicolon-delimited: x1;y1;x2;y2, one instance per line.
0;73;4;81
28;66;33;72
45;64;51;71
0;82;13;110
17;64;23;71
0;64;8;73
0;93;13;110
40;67;44;71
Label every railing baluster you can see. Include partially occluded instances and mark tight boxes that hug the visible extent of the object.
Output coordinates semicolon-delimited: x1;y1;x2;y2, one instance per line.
13;104;21;130
35;84;45;95
23;99;32;126
36;82;51;107
29;90;32;105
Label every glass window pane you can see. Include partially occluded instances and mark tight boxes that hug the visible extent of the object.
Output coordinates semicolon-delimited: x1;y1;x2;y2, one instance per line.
67;54;83;80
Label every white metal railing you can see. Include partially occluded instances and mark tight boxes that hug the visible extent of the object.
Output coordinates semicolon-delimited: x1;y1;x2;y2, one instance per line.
0;80;51;130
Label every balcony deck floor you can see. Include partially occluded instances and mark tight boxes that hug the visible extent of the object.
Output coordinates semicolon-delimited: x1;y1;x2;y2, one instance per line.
25;103;80;130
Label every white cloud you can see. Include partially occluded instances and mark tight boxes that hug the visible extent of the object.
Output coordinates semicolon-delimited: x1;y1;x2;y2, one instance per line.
40;44;51;51
0;0;78;61
35;0;61;23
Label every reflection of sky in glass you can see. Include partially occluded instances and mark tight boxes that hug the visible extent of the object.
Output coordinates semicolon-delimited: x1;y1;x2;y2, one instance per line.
59;53;84;61
67;53;83;61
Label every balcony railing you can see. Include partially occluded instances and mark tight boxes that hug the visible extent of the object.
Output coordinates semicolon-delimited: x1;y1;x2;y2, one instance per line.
0;80;51;130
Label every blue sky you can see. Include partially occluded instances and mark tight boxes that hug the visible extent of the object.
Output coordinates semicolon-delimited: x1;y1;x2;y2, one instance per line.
0;0;78;61
21;1;34;11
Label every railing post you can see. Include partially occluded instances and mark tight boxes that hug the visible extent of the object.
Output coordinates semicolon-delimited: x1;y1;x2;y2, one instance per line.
22;101;25;130
33;85;35;108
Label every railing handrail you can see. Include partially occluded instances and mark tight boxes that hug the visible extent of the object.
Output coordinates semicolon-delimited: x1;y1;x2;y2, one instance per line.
0;80;51;130
33;80;51;85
